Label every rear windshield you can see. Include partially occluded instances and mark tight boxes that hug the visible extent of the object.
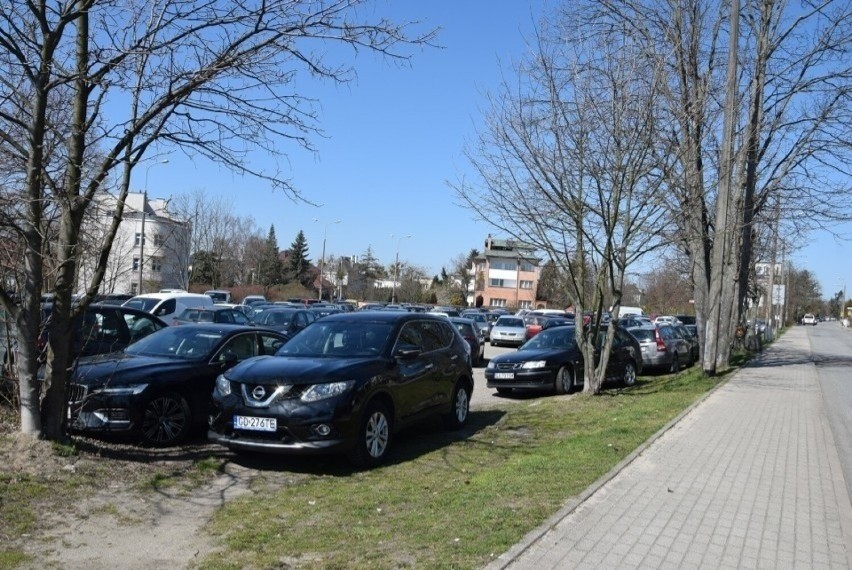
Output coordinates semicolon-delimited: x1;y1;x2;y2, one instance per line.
496;317;524;328
629;329;655;342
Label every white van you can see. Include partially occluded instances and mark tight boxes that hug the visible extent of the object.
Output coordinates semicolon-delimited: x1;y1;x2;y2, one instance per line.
615;306;645;318
123;292;214;323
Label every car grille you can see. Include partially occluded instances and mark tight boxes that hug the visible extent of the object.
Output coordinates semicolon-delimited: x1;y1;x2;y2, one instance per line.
67;383;87;404
494;362;523;371
240;383;303;407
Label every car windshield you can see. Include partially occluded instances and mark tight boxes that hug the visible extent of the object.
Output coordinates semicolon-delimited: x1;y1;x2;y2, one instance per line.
123;297;159;312
496;317;524;328
261;311;294;326
277;321;393;357
178;309;216;322
462;313;487;323
125;327;225;359
522;327;575;350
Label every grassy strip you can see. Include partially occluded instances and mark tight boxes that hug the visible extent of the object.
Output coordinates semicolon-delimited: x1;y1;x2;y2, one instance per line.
201;369;721;569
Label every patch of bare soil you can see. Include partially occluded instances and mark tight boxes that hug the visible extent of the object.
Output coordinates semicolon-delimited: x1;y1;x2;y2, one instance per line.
0;418;267;570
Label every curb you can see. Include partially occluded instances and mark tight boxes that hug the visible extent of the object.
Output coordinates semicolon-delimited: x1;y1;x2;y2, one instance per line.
483;362;740;569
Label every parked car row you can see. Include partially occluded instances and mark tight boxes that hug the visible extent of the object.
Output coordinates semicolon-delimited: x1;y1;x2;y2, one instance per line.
67;311;475;468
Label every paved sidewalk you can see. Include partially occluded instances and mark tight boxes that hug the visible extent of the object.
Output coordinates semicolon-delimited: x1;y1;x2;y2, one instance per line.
488;326;852;569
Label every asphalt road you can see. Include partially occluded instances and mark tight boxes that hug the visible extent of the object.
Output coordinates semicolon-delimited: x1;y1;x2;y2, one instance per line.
809;322;852;500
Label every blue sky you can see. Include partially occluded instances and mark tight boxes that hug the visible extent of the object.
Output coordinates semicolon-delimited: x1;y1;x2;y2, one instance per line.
143;0;546;279
140;0;849;299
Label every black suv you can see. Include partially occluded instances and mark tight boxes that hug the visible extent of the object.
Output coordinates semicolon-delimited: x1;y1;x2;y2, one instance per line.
209;311;474;467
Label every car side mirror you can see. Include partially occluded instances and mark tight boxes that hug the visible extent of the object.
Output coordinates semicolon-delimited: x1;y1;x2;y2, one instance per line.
395;344;422;360
220;350;239;367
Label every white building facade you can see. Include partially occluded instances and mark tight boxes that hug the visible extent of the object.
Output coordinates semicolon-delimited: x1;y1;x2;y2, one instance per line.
78;192;191;295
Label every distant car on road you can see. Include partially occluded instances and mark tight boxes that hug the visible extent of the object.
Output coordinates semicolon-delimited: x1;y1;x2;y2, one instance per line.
802;313;817;326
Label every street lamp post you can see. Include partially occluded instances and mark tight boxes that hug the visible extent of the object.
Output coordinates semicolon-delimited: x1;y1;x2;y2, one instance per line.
315;219;341;301
390;234;412;304
138;159;168;294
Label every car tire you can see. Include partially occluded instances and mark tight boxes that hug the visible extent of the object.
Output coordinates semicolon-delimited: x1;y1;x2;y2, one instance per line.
669;354;680;374
139;392;192;446
443;381;471;430
555;366;572;395
348;400;392;469
622;361;637;387
496;387;512;395
490;341;496;347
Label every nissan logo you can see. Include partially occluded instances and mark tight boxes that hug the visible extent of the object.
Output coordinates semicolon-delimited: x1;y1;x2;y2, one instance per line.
251;385;267;400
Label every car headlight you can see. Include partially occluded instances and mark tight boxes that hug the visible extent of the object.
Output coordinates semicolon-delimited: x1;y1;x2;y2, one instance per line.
95;383;148;396
521;360;547;369
215;374;231;396
486;360;496;369
301;380;355;403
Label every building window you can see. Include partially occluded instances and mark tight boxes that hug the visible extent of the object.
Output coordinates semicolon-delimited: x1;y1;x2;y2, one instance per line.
154;233;165;247
134;232;146;246
489;298;507;307
518;300;533;309
520;262;535;272
491;260;515;271
130;283;138;295
489;278;506;288
132;257;139;270
151;258;162;272
520;280;534;289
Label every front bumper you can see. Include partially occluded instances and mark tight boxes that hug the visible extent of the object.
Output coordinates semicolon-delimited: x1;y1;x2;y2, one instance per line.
207;392;358;455
485;367;558;389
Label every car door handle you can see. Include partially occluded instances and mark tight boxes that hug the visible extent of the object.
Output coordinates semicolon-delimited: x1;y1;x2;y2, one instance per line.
424;363;434;371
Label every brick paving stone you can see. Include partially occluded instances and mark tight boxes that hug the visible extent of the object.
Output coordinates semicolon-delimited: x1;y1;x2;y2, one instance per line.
492;327;852;570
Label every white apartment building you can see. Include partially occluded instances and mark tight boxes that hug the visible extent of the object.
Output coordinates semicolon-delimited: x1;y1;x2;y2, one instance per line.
77;192;191;295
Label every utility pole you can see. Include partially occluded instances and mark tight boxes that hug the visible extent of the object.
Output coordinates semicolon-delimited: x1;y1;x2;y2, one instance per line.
391;234;411;304
314;219;341;301
138;159;168;294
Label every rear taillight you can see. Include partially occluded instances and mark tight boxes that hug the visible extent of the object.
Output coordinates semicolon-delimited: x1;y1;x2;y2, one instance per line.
655;330;667;352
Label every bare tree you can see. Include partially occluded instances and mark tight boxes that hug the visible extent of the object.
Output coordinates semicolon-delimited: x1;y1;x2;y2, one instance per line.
0;0;436;440
456;14;670;393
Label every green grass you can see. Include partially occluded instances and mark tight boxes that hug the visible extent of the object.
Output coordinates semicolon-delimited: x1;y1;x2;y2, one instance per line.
201;369;720;569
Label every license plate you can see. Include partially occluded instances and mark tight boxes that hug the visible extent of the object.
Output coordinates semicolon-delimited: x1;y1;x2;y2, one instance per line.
234;415;277;432
494;372;515;380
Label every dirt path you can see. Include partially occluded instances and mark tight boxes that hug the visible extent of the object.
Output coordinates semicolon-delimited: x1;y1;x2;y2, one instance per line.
25;460;260;570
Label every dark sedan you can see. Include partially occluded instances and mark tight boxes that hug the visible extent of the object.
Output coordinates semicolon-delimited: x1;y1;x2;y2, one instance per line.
68;325;288;446
485;325;642;396
208;311;474;468
448;316;485;367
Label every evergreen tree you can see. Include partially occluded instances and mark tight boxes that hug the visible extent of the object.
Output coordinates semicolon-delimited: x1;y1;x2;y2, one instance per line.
287;230;312;285
537;260;569;308
258;225;283;287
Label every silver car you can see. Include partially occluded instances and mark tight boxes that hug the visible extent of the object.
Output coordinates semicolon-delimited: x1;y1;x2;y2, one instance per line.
489;315;527;347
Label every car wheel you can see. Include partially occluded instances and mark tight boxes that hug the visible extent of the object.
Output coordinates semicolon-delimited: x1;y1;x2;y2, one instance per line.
496;387;512;395
348;400;392;468
669;354;680;374
555;366;572;395
490;341;496;347
139;392;191;446
443;381;471;430
622;361;637;387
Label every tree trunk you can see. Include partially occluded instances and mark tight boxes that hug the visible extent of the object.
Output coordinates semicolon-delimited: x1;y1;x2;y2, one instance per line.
704;0;740;375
